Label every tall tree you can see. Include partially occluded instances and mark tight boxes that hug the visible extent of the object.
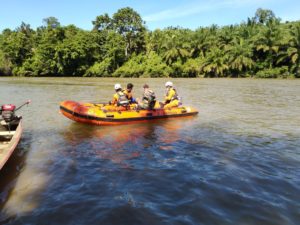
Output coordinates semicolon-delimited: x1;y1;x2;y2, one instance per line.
0;23;34;67
200;47;229;77
162;29;191;65
277;23;300;77
252;8;276;25
191;28;212;58
254;19;283;68
92;13;112;31
43;17;61;29
112;7;146;57
227;38;254;77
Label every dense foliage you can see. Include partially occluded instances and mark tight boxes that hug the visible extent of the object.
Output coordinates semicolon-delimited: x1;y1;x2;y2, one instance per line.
0;7;299;78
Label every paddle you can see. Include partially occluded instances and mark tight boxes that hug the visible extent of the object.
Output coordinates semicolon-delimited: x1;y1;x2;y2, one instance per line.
15;100;31;111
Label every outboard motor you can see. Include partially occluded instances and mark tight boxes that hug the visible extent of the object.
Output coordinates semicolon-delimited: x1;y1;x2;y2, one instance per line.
1;104;16;123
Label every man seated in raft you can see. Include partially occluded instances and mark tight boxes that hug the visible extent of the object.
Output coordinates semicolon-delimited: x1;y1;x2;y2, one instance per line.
163;81;180;109
137;84;156;110
123;83;137;109
104;83;130;111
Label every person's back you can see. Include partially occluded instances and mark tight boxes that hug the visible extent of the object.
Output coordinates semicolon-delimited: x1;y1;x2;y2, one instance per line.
138;84;156;110
104;83;129;111
116;90;129;107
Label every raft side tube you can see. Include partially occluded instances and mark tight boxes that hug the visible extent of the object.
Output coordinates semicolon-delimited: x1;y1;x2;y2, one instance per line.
60;100;198;126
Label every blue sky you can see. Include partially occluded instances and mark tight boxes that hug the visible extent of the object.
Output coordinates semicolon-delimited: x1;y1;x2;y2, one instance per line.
1;0;299;31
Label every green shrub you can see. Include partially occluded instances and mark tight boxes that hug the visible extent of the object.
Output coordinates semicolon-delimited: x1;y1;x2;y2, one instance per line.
113;54;144;77
255;66;290;78
142;51;171;77
84;58;112;77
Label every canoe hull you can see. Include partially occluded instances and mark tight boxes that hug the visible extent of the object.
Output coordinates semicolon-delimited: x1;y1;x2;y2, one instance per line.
60;100;198;126
0;119;22;170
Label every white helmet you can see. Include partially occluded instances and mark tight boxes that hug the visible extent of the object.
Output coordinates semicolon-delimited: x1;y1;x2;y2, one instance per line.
114;83;122;90
165;81;173;87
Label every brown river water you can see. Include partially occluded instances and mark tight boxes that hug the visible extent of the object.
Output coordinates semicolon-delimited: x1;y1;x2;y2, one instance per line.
0;77;299;225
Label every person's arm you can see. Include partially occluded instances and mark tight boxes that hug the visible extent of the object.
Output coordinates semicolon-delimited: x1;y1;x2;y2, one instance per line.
110;93;118;105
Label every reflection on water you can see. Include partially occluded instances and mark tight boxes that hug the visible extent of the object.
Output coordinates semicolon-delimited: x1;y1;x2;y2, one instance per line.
61;118;196;168
0;78;299;225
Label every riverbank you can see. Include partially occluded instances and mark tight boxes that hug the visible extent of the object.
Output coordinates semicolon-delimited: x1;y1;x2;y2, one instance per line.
1;8;300;79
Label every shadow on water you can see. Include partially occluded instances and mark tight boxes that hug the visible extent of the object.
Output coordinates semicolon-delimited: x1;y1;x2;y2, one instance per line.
0;133;32;223
0;128;64;220
60;117;198;168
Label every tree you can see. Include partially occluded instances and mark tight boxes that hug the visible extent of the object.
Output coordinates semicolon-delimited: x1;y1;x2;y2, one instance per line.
27;20;65;75
112;7;146;57
0;7;299;78
182;57;204;77
104;31;126;71
55;29;99;76
92;13;112;31
191;28;212;58
84;58;113;77
0;23;34;67
143;51;171;77
200;47;229;77
162;29;191;65
113;53;144;77
43;17;60;29
0;49;13;75
253;8;276;25
227;38;254;77
217;25;237;50
277;23;300;77
16;22;34;36
254;19;283;69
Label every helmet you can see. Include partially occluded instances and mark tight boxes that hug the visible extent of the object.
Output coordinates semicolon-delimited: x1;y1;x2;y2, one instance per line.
114;83;122;90
165;81;173;87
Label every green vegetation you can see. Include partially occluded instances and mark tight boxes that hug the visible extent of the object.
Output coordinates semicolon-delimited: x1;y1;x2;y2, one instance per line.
0;7;299;78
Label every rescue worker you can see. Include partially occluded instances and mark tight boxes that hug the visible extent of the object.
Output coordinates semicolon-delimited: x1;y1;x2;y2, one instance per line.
123;83;136;104
164;81;179;109
137;84;156;110
107;83;129;111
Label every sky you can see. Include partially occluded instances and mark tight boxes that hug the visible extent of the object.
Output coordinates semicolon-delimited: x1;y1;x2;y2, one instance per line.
1;0;300;31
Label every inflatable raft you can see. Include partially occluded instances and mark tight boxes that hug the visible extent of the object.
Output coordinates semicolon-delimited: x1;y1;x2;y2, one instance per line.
60;100;198;126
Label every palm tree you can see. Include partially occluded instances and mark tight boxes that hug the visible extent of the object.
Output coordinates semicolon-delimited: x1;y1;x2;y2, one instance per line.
253;19;282;68
217;25;237;50
191;28;212;58
227;37;254;77
200;47;229;77
162;32;190;65
277;23;300;77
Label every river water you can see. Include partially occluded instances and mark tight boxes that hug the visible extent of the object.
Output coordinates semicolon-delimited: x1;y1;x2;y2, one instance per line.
0;77;299;225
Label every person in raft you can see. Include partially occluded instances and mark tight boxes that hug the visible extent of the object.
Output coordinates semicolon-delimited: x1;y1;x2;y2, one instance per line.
106;83;130;111
137;84;156;110
164;81;180;109
123;83;136;104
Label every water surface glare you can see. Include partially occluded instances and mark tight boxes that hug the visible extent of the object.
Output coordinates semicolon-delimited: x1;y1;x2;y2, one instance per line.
0;78;299;225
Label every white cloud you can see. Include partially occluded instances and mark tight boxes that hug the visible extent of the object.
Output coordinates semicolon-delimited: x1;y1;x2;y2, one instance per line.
144;0;271;22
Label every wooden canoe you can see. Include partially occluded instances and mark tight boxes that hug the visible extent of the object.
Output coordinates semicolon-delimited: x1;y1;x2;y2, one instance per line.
0;118;22;170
